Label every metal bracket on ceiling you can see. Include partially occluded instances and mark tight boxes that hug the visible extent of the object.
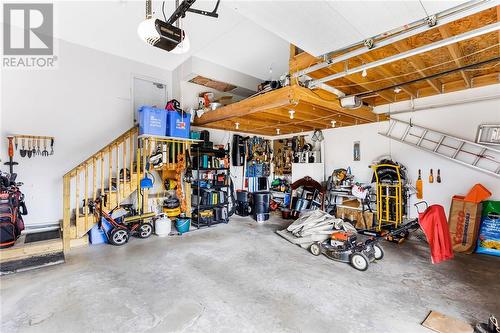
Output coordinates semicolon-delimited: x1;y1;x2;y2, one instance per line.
363;38;375;49
426;15;437;27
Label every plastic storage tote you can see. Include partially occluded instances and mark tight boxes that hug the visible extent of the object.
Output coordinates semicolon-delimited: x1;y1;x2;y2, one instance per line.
138;106;167;136
88;218;112;245
166;111;190;138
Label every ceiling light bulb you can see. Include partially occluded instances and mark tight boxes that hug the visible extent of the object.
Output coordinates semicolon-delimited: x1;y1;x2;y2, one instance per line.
361;68;367;78
170;34;190;54
235;122;239;130
289;110;295;119
276;128;280;135
331;120;336;128
394;87;402;93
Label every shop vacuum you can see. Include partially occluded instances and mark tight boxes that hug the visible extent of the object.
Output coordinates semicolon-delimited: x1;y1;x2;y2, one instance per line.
252;191;270;222
236;190;251;216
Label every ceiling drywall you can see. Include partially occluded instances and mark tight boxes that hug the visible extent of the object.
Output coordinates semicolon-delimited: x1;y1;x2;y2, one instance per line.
230;0;468;56
51;0;290;80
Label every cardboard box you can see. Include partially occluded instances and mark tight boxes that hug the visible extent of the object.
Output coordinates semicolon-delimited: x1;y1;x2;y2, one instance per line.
336;206;373;229
448;195;483;253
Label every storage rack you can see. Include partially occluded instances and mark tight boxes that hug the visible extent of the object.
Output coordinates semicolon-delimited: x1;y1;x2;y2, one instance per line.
190;146;230;228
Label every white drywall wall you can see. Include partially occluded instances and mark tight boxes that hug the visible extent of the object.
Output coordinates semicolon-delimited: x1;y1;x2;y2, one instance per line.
0;39;171;226
322;95;500;218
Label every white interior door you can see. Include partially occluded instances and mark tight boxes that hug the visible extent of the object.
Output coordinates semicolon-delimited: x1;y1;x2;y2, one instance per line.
133;76;167;123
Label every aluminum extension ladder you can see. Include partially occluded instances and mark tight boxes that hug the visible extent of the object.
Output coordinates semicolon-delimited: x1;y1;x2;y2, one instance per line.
380;118;500;178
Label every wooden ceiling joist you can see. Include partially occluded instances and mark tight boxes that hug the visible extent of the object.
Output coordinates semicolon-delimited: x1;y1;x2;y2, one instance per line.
438;25;472;87
194;7;497;137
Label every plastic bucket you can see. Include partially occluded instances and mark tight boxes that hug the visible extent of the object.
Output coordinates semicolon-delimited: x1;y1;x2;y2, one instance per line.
176;218;190;234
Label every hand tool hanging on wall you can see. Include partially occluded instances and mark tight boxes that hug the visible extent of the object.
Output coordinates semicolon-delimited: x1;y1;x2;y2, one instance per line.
31;138;36;156
27;139;32;158
50;138;54;155
437;169;441;183
429;169;434;183
19;138;26;158
36;139;41;156
41;139;49;156
416;169;423;199
4;137;18;174
14;137;18;150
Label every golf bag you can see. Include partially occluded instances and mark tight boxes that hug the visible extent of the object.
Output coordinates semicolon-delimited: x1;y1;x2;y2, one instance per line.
0;173;27;248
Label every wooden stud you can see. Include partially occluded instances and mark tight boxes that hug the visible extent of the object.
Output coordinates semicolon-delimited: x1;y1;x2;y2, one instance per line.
93;156;97;201
75;168;80;237
100;152;104;200
123;138;127;196
62;175;71;252
116;143;119;205
108;147;112;207
84;163;88;233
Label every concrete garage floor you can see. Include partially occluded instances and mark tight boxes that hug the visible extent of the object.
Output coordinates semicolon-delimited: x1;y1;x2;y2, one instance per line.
1;215;499;333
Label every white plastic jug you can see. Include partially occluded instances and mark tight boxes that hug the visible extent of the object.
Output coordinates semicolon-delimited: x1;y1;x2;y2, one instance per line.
155;215;171;237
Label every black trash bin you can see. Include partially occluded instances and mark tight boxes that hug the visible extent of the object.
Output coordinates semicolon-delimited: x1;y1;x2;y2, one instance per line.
236;190;251;217
252;191;270;222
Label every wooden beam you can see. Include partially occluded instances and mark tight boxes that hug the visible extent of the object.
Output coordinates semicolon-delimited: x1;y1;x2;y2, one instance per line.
193;87;294;125
253;110;330;129
361;53;419;98
438;25;472;87
292;86;378;122
391;41;443;94
292;51;396;103
231;114;317;133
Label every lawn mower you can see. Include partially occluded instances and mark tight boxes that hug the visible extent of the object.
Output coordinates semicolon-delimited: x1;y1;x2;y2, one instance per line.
89;196;156;246
309;223;384;271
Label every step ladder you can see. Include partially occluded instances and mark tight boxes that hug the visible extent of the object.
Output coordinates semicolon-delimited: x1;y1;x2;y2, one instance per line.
380;118;500;178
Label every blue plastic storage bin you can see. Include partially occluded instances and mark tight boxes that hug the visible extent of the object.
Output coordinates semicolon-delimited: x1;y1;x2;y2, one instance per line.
138;106;167;136
88;217;112;245
166;111;190;138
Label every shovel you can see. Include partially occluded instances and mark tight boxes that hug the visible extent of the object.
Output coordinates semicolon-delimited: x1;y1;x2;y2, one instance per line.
20;138;27;158
27;139;32;158
31;138;36;156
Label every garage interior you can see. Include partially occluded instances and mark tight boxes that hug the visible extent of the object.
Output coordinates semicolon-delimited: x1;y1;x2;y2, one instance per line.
0;0;499;332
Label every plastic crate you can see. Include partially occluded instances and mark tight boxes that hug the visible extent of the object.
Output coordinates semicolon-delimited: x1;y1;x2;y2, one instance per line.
166;111;190;138
138;106;167;136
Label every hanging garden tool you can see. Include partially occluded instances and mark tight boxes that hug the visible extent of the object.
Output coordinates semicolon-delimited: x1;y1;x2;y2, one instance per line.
41;138;49;156
429;169;434;183
437;169;441;183
416;169;423;199
27;139;32;158
4;136;18;174
14;137;18;150
31;138;36;156
36;139;41;156
20;138;26;158
50;138;54;155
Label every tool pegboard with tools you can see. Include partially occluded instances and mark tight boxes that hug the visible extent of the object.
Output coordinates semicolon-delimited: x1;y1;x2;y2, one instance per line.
12;135;55;158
